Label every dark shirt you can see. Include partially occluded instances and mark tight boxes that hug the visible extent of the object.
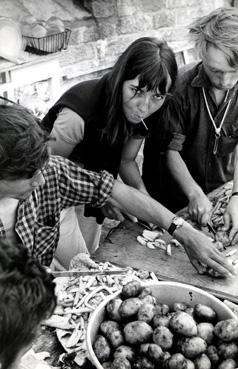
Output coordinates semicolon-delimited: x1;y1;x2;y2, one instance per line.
143;62;238;212
42;74;153;222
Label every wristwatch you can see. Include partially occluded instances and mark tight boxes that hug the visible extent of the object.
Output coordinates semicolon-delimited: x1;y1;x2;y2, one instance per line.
168;216;184;235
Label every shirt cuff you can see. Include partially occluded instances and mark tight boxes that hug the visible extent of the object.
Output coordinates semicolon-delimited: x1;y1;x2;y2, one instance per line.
168;133;186;151
89;170;114;208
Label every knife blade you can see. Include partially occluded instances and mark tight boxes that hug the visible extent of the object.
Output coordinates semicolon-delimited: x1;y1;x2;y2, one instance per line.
48;269;128;278
207;221;216;235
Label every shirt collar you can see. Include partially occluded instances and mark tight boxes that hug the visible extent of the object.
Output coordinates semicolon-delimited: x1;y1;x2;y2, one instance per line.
191;63;211;89
191;62;238;97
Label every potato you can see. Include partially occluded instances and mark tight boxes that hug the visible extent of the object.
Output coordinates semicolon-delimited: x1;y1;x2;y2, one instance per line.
102;362;113;369
133;356;154;369
100;320;120;336
181;336;207;359
214;318;238;342
124;320;153;345
119;297;142;319
217;341;238;359
114;345;135;362
183;359;195;369
139;343;150;355
217;358;236;369
167;353;187;369
140;294;157;305
169;311;197;336
206;345;220;366
154;303;170;315
159;351;171;367
185;307;194;317
197;322;214;344
172;302;188;312
153;326;173;350
138;287;152;299
194;353;211;369
107;328;124;348
147;343;163;363
93;335;111;363
193;304;217;322
153;314;170;328
111;357;131;369
106;298;122;321
121;280;142;298
137;303;155;323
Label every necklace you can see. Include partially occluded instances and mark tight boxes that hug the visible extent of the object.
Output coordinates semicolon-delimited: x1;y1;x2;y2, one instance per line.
202;87;232;154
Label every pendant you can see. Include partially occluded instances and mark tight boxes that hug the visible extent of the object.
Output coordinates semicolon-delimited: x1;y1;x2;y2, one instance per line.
213;132;220;155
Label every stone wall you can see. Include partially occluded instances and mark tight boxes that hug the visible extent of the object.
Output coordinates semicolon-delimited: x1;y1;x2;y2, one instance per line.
60;0;231;91
0;0;233;95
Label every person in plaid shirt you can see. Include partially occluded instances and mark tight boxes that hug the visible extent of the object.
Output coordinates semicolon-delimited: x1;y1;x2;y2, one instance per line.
0;104;235;277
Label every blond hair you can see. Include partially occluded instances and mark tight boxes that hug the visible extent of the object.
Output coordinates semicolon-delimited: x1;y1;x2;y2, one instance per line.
189;7;238;67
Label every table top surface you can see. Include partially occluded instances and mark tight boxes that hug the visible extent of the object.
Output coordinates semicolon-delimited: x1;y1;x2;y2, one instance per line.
93;181;238;303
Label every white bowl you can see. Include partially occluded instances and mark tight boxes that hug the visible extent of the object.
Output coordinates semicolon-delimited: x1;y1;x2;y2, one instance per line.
86;281;237;369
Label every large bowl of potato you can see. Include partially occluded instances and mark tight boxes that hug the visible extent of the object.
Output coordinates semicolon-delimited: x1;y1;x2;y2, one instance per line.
86;281;238;369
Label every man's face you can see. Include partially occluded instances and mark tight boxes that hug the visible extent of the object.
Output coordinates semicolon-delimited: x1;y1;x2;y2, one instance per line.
203;44;238;91
0;170;45;200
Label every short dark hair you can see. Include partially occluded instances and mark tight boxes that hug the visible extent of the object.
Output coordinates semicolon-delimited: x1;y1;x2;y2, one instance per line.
0;104;50;180
0;240;56;369
105;37;178;143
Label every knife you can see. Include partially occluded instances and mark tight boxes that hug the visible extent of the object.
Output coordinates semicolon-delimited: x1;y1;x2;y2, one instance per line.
207;221;216;235
47;269;128;278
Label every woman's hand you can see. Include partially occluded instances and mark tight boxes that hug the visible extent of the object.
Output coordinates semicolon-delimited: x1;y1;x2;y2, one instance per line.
175;224;235;277
223;196;238;244
188;191;213;225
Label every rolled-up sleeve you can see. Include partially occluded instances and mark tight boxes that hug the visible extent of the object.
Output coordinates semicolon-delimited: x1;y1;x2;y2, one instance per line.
85;170;114;208
49;156;114;209
168;133;186;151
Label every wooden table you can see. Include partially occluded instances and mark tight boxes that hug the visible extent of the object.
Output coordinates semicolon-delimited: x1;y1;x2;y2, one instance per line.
93;181;238;303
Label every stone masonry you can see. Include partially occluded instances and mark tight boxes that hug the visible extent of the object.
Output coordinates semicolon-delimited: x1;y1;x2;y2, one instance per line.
0;0;233;93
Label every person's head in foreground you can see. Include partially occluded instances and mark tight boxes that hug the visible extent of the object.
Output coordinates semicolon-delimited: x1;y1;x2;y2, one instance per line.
189;6;238;91
0;240;56;369
0;104;49;200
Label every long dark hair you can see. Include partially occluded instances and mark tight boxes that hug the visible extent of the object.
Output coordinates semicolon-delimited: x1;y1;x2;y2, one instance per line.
104;37;178;144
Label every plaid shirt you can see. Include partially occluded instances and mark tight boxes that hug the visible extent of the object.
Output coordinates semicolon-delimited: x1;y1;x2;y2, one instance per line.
0;156;114;266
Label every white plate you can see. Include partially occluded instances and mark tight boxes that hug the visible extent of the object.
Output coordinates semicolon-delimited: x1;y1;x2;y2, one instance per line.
0;17;23;61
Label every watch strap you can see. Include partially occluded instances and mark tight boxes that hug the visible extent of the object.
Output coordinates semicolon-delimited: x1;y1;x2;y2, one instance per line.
168;222;177;236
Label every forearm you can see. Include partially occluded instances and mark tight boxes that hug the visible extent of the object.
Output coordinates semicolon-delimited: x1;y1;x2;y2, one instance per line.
111;180;190;231
119;159;148;194
166;149;204;199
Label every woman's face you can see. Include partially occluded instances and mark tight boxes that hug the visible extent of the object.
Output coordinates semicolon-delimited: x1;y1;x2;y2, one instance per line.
122;75;171;124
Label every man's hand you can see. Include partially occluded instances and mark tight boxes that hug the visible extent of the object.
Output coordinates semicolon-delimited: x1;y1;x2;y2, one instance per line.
175;225;236;278
223;196;238;244
188;191;213;225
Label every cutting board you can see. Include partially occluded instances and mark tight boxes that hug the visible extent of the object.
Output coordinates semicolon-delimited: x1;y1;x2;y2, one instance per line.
93;183;238;303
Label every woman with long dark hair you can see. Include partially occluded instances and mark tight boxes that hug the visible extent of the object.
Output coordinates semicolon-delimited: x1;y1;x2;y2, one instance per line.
42;37;178;269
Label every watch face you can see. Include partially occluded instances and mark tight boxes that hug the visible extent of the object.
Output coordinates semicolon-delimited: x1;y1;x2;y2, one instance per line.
173;217;184;226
